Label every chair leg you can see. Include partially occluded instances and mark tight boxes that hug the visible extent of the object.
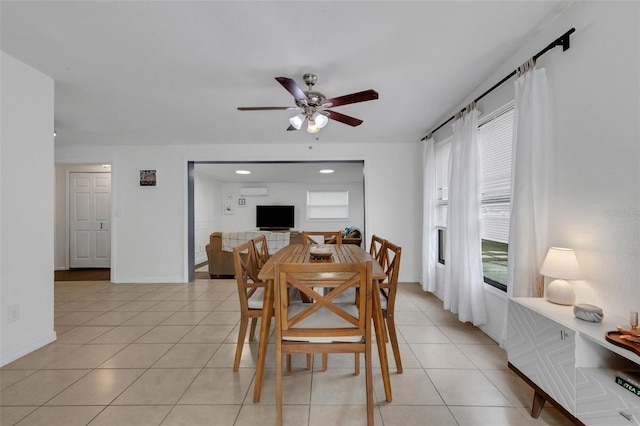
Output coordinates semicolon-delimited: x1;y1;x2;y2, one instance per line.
276;347;283;426
234;316;249;371
354;353;360;375
286;354;292;376
307;353;312;370
249;317;258;341
365;348;374;426
322;354;328;372
386;313;403;373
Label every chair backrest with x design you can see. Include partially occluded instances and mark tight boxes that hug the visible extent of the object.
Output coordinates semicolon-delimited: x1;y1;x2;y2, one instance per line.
231;239;266;371
251;235;270;272
369;234;386;263
377;239;403;373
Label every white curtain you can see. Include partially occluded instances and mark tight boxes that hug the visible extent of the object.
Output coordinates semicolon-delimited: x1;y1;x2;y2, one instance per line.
444;105;487;326
507;64;550;298
500;63;550;347
422;137;437;292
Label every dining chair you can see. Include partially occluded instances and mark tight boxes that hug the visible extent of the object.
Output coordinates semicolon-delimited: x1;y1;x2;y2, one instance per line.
232;239;265;371
378;240;403;373
302;230;342;246
273;261;374;426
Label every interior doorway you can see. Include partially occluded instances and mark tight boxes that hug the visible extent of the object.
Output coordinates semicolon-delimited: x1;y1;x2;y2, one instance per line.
186;160;366;282
55;164;112;272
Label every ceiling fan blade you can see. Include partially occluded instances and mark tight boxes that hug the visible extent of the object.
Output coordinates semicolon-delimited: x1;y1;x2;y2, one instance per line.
286;124;298;131
237;106;298;111
322;89;379;108
275;77;309;102
325;110;364;127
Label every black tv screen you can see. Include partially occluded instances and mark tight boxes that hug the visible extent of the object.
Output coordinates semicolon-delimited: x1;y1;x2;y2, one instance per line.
256;205;294;230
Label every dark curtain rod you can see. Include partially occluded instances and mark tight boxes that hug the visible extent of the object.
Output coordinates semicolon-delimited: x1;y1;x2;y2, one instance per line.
421;27;576;141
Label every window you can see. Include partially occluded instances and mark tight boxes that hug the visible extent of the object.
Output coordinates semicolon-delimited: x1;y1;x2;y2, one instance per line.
435;138;452;265
433;104;514;291
478;104;514;291
307;190;349;220
437;228;446;264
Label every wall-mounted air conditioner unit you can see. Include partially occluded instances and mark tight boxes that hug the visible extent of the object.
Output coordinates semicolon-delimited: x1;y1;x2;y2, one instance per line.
240;187;269;196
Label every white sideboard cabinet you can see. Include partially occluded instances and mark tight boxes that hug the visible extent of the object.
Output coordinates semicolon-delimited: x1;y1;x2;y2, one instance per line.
507;298;640;425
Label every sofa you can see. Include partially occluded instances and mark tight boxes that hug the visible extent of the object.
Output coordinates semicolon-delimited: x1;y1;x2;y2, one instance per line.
205;231;302;278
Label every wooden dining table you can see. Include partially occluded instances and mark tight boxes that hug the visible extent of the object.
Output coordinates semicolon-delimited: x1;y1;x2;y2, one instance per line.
254;243;392;403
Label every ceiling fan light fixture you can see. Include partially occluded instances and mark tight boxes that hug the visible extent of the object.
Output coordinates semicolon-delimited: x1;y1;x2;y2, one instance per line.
289;113;305;130
307;120;320;133
312;112;329;129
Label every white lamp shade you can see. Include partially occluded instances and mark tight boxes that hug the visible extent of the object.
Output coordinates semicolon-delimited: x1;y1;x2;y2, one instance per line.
289;113;305;130
540;247;581;279
312;112;328;129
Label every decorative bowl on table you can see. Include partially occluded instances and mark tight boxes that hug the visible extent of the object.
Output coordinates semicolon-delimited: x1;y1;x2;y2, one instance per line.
309;244;333;258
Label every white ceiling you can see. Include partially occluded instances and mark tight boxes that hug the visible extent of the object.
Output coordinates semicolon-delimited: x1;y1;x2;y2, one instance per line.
1;1;572;148
195;161;364;184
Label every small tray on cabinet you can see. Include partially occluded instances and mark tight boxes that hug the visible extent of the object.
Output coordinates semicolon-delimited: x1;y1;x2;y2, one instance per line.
605;331;640;356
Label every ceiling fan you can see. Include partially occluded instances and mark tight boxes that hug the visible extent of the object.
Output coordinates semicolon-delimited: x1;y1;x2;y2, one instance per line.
237;74;378;133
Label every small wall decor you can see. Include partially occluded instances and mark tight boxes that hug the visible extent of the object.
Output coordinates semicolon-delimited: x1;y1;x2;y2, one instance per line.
139;170;157;187
238;197;246;206
224;204;234;215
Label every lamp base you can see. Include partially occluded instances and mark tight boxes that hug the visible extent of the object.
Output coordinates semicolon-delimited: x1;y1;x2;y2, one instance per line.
546;279;575;305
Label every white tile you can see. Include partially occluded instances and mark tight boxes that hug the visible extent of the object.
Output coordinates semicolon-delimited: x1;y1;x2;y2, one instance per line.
427;369;512;406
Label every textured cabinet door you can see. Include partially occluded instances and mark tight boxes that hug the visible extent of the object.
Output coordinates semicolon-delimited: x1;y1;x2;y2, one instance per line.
507;301;539;380
508;300;577;414
577;368;640;425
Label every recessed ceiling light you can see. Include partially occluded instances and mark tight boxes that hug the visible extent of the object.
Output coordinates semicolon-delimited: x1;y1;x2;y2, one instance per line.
235;170;251;175
319;169;334;174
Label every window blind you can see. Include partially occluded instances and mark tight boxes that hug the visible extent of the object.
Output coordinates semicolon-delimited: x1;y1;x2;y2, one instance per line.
307;190;349;220
435;138;452;228
478;105;514;243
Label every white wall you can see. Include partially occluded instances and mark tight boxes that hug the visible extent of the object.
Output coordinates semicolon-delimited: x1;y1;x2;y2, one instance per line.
194;171;220;264
431;1;640;342
1;53;56;366
215;181;364;234
56;142;423;284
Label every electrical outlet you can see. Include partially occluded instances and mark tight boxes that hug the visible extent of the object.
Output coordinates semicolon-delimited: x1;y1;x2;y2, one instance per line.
8;305;19;323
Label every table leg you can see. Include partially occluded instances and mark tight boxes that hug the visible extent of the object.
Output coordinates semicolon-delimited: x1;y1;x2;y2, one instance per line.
253;279;273;403
372;279;392;402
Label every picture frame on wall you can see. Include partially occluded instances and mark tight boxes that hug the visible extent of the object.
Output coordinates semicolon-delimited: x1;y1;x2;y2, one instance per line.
140;170;157;187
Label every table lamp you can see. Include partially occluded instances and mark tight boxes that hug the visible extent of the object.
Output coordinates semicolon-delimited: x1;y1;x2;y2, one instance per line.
540;247;581;305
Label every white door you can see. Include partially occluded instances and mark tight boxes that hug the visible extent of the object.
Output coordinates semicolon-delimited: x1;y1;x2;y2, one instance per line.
69;172;111;268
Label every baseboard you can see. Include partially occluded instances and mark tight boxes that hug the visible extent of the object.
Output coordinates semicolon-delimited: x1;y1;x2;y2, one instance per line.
0;330;57;367
110;276;188;284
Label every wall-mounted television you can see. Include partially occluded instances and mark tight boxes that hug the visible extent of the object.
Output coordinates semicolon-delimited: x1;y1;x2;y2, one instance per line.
256;205;295;230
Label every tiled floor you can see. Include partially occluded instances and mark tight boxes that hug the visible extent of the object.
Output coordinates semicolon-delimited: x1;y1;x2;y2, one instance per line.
0;279;575;425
